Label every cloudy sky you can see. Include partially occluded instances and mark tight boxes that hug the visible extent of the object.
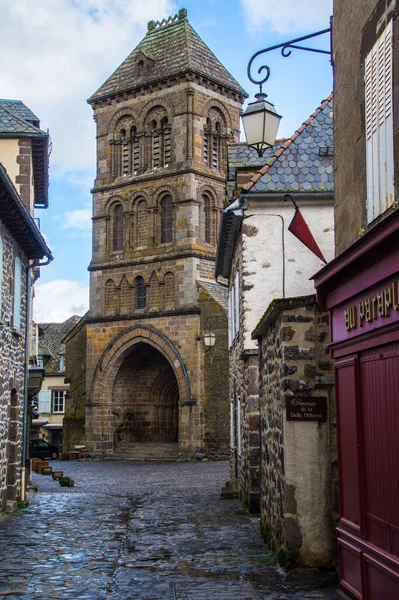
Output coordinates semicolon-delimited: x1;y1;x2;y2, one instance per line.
0;0;332;322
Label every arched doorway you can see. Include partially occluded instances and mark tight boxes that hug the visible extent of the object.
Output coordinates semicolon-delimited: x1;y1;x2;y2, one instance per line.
113;342;179;448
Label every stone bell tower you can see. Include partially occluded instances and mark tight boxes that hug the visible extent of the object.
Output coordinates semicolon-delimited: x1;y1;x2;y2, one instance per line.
64;8;247;458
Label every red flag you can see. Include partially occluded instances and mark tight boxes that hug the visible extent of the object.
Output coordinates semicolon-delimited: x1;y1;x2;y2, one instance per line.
288;207;327;264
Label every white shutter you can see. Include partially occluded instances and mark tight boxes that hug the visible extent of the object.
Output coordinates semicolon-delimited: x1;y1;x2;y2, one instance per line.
228;289;232;348
365;20;394;222
38;390;51;414
13;257;22;330
237;397;242;456
230;401;235;448
234;270;240;335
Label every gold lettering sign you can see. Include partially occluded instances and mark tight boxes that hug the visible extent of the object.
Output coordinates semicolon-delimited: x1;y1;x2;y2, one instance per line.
344;282;399;331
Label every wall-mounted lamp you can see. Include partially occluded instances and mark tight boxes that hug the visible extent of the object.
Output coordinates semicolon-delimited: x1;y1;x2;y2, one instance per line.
243;27;331;157
203;331;216;348
203;315;227;350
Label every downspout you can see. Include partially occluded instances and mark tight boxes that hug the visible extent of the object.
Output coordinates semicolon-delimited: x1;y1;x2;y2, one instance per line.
21;254;53;501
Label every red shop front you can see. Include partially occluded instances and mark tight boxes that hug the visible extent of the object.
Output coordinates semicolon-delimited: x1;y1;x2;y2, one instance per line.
314;211;399;600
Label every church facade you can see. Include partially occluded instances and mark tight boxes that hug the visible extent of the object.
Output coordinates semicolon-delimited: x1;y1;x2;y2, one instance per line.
64;9;246;458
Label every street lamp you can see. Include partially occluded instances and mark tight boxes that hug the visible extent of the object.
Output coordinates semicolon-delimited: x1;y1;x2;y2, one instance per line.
241;93;282;158
242;27;332;157
203;331;216;348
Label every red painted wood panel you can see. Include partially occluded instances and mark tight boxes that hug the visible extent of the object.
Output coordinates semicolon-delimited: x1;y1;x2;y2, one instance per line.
338;538;363;598
364;553;399;600
335;357;363;532
360;344;399;557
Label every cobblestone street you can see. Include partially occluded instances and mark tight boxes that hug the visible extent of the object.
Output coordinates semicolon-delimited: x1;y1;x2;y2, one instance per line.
0;461;337;599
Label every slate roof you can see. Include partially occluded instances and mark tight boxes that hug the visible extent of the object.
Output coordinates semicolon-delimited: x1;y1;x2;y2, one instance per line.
0;164;52;260
0;99;40;127
242;94;334;195
38;316;81;374
198;280;228;311
89;9;247;103
0;101;45;136
228;141;283;170
0;99;50;208
215;95;334;280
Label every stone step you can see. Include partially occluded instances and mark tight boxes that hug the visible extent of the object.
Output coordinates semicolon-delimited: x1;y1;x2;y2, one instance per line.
110;442;180;461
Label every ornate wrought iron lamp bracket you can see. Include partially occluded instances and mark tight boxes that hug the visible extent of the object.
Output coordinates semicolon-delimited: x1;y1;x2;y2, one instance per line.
247;28;331;94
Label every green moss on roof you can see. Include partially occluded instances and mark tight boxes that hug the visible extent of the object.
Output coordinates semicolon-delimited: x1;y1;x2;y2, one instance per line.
89;10;247;102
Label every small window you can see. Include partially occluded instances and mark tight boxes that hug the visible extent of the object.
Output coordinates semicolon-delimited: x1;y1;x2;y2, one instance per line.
112;204;124;251
59;355;65;371
135;276;146;310
13;256;22;330
52;390;65;413
202;194;211;243
37;356;44;368
161;195;173;243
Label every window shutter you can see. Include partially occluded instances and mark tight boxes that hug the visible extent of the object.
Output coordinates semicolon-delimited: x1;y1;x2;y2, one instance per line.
237;397;241;456
230;401;235;448
38;390;51;414
365;20;394;222
13;257;22;330
234;270;240;335
228;289;232;348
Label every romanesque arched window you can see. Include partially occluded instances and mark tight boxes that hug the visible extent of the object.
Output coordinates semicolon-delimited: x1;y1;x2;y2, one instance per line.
204;107;225;171
134;276;146;310
112;203;124;251
131;126;140;173
144;106;171;170
202;194;212;243
160;195;173;243
111;115;140;179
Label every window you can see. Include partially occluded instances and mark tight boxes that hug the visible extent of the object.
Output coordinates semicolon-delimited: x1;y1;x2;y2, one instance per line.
228;269;240;348
161;195;173;243
202;194;211;243
131;126;140;173
59;355;65;371
111;115;140;179
204;108;224;170
37;356;44;368
365;20;394;222
135;276;146;310
52;390;66;413
13;256;22;330
230;400;235;449
112;204;124;251
38;390;51;413
237;397;242;456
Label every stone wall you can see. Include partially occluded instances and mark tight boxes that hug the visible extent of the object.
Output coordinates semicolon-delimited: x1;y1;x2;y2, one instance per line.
63;316;87;451
0;223;28;512
228;236;261;512
254;296;336;568
198;285;229;459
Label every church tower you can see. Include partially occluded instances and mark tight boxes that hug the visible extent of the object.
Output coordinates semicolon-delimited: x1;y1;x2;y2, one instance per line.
66;9;247;458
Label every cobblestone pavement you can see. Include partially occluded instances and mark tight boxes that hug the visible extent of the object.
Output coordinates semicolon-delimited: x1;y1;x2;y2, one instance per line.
0;460;337;599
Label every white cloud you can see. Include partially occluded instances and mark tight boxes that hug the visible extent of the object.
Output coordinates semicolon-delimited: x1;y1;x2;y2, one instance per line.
240;0;332;34
34;280;89;322
61;209;92;231
0;0;176;179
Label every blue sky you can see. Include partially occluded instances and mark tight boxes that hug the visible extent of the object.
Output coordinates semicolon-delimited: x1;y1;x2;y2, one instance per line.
0;0;332;321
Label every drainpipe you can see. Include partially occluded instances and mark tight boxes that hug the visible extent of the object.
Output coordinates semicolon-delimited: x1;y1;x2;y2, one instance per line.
21;255;53;502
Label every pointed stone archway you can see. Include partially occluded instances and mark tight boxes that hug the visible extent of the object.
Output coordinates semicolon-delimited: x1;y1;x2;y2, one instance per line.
86;324;191;454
